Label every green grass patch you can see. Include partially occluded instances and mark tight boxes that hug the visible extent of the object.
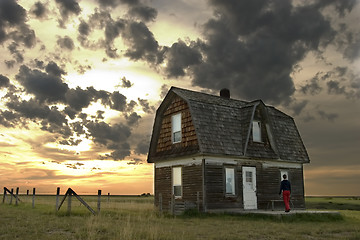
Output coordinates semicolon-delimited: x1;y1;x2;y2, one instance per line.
0;195;359;239
306;196;360;211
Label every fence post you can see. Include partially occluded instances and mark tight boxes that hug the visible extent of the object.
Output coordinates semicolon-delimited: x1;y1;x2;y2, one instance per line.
171;194;175;215
67;191;72;214
197;191;200;212
9;188;13;205
2;188;6;204
15;187;19;206
97;190;101;213
107;193;110;203
55;187;60;211
32;188;36;208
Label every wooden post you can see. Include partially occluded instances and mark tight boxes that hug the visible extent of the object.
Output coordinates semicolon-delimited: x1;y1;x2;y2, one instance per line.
2;187;6;204
32;188;36;208
9;188;13;205
67;191;72;214
107;193;110;203
159;193;162;212
55;187;60;211
196;191;200;212
15;187;19;206
27;190;29;196
171;194;175;215
97;190;101;213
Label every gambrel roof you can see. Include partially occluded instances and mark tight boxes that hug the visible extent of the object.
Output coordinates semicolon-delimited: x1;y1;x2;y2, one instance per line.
147;87;310;164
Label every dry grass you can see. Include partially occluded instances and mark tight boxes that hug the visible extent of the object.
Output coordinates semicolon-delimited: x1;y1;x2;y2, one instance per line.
0;196;359;239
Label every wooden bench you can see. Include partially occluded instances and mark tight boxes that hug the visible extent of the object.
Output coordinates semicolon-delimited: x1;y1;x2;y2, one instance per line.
267;199;294;211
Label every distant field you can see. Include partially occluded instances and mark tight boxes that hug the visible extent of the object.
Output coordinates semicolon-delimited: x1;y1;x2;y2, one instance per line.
306;196;360;211
0;195;359;240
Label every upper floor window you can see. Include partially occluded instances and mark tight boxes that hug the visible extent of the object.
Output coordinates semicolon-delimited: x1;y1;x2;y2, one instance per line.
252;120;262;142
172;113;181;143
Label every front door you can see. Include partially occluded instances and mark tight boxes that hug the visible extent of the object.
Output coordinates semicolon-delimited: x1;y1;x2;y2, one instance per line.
242;166;257;210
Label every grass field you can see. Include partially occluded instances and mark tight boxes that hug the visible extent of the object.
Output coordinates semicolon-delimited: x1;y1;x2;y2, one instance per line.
0;195;359;240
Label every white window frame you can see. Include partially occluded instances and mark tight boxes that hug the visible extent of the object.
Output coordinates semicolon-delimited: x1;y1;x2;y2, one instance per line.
252;120;262;142
225;167;235;195
171;113;181;144
172;166;182;198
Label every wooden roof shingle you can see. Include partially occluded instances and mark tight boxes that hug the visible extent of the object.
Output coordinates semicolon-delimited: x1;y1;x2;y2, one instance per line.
147;87;310;164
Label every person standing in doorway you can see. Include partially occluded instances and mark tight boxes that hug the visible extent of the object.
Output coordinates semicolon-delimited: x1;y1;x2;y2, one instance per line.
279;174;291;212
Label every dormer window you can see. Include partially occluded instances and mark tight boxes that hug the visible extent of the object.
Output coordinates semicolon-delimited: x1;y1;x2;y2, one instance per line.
252;120;262;142
172;113;181;143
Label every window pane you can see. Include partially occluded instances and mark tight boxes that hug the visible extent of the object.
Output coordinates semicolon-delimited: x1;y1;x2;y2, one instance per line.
246;171;252;183
225;168;235;195
173;131;181;143
252;121;261;142
173;167;182;186
172;113;181;143
173;186;182;197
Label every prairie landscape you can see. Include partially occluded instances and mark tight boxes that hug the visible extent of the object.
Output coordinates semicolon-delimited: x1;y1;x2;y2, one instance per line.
0;195;359;240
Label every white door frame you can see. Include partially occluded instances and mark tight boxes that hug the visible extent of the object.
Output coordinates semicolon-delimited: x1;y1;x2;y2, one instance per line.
242;166;257;210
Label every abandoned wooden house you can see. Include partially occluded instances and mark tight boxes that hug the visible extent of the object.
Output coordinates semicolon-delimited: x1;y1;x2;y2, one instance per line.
147;87;310;213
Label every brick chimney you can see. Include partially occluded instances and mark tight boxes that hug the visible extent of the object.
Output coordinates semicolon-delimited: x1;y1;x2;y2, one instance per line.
220;88;230;99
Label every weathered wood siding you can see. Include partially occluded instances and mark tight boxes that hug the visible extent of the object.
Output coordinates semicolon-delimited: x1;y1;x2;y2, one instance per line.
155;164;203;212
204;164;243;209
154;166;171;211
204;161;305;211
155;96;199;158
254;164;305;210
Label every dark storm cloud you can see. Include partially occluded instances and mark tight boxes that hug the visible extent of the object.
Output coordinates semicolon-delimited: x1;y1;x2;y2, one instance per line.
4;60;16;69
317;110;338;122
137;98;155;113
300;73;323;95
31;2;47;19
161;0;357;105
120;76;133;88
128;5;157;22
6;98;50;120
97;0;140;8
45;61;67;77
110;91;127;111
123;21;159;62
135;137;149;155
0;0;36;47
55;0;81;17
78;20;90;36
343;36;360;61
104;18;126;58
65;87;93;111
0;110;20;128
125;112;141;126
0;74;10;88
302;66;360;99
164;40;202;77
15;65;69;103
86;121;132;160
57;36;75;51
7;41;24;63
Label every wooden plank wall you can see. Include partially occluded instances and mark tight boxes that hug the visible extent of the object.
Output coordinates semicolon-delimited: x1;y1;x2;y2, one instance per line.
205;164;242;209
155;167;171;211
155;161;306;212
155;164;203;212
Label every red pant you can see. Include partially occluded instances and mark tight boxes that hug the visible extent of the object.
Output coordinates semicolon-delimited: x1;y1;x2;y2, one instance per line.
282;190;291;211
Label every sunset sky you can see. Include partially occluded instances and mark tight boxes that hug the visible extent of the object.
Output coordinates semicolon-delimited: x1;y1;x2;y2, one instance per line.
0;0;359;196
